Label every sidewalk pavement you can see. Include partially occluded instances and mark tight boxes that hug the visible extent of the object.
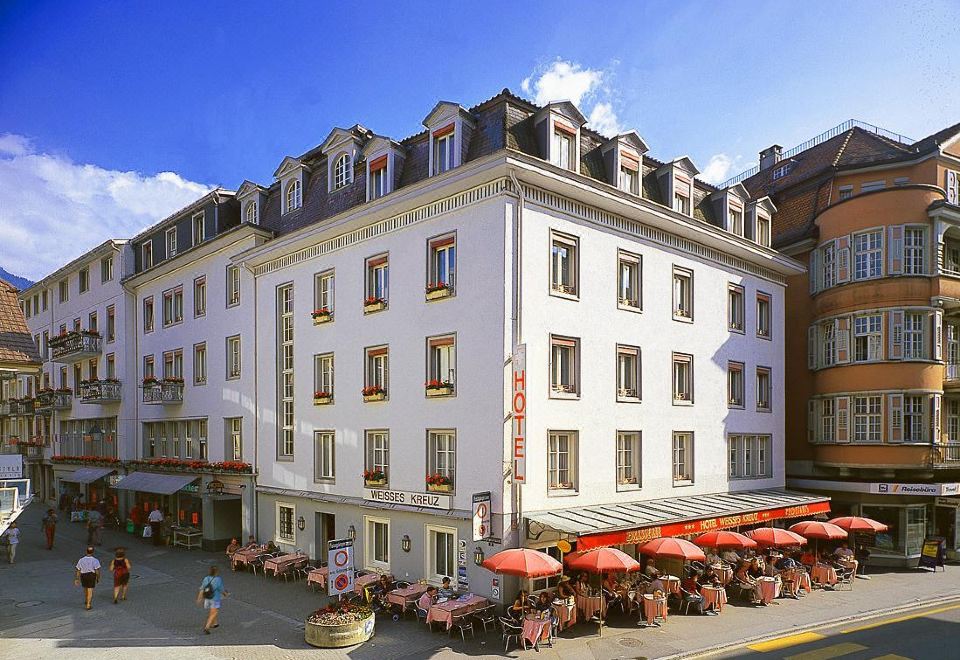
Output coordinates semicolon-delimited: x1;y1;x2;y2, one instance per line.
1;501;958;659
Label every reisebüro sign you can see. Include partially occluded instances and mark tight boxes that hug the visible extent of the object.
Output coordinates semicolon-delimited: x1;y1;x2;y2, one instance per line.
364;488;451;510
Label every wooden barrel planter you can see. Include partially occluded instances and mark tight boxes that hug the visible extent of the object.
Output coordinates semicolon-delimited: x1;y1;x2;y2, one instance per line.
305;611;375;648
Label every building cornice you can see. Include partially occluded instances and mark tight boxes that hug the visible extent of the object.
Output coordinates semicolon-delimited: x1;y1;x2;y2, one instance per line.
20;240;126;297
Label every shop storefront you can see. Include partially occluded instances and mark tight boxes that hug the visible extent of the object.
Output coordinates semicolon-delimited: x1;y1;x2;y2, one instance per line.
54;463;119;512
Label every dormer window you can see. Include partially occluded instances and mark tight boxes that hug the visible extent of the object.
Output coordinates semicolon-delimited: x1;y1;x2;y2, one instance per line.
772;163;792;180
728;208;743;236
369;156;387;200
285;179;302;213
552;121;576;170
142;242;153;269
245;201;258;224
166;228;177;257
674;190;690;215
757;214;771;247
619;152;640;195
433;125;455;175
333;153;351;190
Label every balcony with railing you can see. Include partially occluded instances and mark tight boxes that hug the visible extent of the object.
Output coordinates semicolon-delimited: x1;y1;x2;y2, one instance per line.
49;331;102;363
0;401;9;417
80;380;122;404
931;443;960;466
8;399;35;416
35;390;73;413
143;379;184;405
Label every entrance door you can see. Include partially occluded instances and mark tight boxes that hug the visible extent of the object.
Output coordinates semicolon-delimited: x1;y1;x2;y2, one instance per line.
316;512;335;562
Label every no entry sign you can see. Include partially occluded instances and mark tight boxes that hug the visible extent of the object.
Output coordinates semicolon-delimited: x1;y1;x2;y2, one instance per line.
327;537;355;596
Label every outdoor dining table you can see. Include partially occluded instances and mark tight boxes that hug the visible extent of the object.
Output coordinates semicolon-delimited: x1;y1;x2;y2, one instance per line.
387;583;428;609
522;614;551;649
711;564;733;584
354;572;389;595
795;570;812;593
811;563;838;587
757;576;780;604
426;594;489;630
575;593;606;621
661;575;681;595
263;552;307;577
641;594;668;625
700;584;727;612
231;547;264;571
306;566;328;589
552;599;577;630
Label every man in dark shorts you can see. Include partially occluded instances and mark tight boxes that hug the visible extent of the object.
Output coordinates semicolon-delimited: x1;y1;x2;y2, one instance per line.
74;546;101;610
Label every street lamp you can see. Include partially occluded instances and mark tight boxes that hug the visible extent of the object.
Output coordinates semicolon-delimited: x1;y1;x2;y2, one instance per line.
401;534;411;552
473;546;485;566
297;516;305;531
347;524;356;541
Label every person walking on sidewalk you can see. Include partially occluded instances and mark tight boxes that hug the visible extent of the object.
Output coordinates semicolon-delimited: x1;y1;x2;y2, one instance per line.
110;548;131;603
1;521;20;564
147;507;163;546
41;509;58;550
74;546;101;610
197;565;228;634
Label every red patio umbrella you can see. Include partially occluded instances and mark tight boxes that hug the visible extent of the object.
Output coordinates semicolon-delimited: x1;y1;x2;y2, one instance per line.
746;527;807;547
480;548;563;578
789;521;846;556
639;537;707;561
565;547;640;635
828;517;888;533
693;530;758;550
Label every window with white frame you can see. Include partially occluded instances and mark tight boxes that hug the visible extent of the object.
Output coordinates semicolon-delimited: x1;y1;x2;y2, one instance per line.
193;342;206;385
426;525;456;584
674;190;690;215
427;335;455;391
854;395;882;443
756;367;771;411
365;254;389;304
757;214;771;247
854;314;883;362
550;232;579;296
616;345;640;401
552;124;575;170
904;312;925;359
364;516;390;570
821;322;836;366
192;212;205;245
619;162;639;194
285;179;302;212
277;284;294;458
314;270;334;316
904;228;925;275
162;287;183;326
227;265;241;307
79;267;89;294
854;230;882;280
672;353;693;403
772;163;792;180
821;399;835;442
365;430;389;483
228;417;242;462
314;430;335;481
728;207;743;235
106;305;115;342
165;228;177;257
143;355;155;380
822;242;836;289
101;256;114;283
143;296;154;333
672;267;693;320
365;346;388;395
428;234;456;293
550;335;579;396
433;127;455;175
427;430;456;489
728;361;744;407
141;242;153;270
333;153;350;190
226;335;241;379
948;399;960;443
756;293;771;338
193;276;206;317
728;284;744;331
838;185;853;201
616;431;640;486
672;432;694;483
162;349;182;379
277;504;295;543
547;431;577;491
728;434;772;479
314;353;334;399
904;395;925;442
618;251;641;309
245;201;258;224
369;157;387;200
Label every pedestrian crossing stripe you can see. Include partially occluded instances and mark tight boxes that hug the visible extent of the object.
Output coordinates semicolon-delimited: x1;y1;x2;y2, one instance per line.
747;632;825;652
785;642;867;660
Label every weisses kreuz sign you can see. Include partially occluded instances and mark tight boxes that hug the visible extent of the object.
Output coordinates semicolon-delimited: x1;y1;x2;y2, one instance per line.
327;538;355;596
364;488;451;510
512;344;527;483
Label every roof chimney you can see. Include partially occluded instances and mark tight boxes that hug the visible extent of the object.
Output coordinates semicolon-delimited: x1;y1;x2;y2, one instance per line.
759;145;783;171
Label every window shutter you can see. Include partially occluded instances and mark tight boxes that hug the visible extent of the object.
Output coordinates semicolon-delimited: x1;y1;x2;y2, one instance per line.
809;250;820;294
808;326;818;370
836;317;851;363
836;396;850;443
836;236;851;283
932;394;942;444
808;399;817;443
933;309;944;361
889;310;904;360
888;393;903;443
888;225;904;275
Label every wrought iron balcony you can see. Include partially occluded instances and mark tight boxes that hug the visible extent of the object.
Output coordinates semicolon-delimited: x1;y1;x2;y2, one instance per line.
35;390;72;413
0;401;9;416
80;380;122;403
8;399;35;415
143;380;184;404
49;331;102;363
932;443;960;465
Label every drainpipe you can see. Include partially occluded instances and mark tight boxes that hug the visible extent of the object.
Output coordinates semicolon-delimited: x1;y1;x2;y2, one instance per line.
508;170;524;538
241;261;258;542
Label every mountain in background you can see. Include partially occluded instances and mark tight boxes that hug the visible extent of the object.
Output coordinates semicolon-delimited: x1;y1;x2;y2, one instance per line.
0;267;34;290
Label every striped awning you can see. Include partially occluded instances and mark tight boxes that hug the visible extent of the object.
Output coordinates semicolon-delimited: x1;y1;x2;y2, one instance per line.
526;489;830;550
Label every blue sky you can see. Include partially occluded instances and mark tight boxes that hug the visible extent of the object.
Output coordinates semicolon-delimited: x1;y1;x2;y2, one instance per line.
1;0;958;279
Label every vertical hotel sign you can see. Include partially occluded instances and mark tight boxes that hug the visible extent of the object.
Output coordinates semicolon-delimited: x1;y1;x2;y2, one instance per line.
512;344;526;483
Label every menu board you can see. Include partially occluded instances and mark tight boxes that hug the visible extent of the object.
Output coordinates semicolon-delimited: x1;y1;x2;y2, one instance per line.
918;537;945;571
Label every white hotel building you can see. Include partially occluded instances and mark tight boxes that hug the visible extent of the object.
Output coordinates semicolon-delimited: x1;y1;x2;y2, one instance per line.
234;91;819;598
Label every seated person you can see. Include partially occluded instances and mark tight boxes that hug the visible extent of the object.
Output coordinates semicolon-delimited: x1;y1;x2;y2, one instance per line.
574;572;591;595
556;576;576;600
225;538;241;558
535;591;553;614
680;571;711;615
645;568;666;596
643;557;659;577
747;558;764;579
437;576;456;599
265;540;280;554
763;554;781;577
834;542;854;560
244;534;259;550
720;549;741;564
508;590;529;621
799;549;816;567
602;572;618;593
374;573;394;595
734;561;765;605
701;565;722;586
417;586;438;613
705;549;722;565
775;553;799;571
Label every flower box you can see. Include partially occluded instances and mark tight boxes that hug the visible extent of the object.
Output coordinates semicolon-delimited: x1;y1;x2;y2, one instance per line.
362;391;386;402
313;395;333;406
425;286;453;301
364;478;387;487
312;310;333;325
425;385;454;397
427;483;453;493
363;300;387;314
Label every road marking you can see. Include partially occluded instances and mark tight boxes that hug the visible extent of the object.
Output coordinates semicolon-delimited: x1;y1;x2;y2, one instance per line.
869;655;913;660
785;643;867;660
747;632;825;652
842;603;960;634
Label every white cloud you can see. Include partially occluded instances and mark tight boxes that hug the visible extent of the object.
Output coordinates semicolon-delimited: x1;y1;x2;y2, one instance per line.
700;153;755;185
522;59;622;137
0;135;212;281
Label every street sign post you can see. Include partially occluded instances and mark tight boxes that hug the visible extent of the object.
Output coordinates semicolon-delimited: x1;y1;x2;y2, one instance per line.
327;537;355;596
